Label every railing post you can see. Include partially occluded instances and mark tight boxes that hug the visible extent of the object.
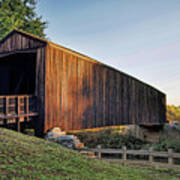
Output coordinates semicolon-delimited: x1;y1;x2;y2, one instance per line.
5;97;9;116
2;97;5;126
168;149;174;168
16;96;20;132
149;147;154;164
97;145;102;159
3;97;8;126
25;96;29;122
122;146;127;165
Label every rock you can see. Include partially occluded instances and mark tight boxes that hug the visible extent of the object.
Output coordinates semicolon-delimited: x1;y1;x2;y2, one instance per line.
45;127;84;150
161;123;180;141
122;125;162;143
56;136;76;149
45;127;66;141
50;127;64;133
80;151;96;158
122;124;180;143
55;135;85;149
170;122;180;131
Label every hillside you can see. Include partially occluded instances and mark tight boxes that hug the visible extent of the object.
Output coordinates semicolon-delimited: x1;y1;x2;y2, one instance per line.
167;105;180;123
0;128;179;180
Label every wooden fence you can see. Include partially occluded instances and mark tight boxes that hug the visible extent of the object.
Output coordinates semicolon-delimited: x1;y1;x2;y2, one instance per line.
91;146;180;169
0;95;38;131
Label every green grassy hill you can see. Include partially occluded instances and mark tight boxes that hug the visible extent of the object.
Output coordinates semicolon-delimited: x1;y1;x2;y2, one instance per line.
0;128;179;180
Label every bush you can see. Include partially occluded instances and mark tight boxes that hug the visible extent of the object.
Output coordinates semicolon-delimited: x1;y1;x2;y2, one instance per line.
72;128;180;152
152;139;180;152
73;129;147;149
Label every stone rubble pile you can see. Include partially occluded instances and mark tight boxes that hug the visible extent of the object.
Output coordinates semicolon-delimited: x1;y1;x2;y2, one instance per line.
45;127;95;158
45;127;85;149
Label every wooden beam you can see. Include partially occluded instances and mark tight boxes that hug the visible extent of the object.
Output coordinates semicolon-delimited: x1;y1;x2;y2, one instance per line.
0;112;38;120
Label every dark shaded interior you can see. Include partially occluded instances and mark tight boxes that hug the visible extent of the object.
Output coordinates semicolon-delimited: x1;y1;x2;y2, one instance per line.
0;52;36;95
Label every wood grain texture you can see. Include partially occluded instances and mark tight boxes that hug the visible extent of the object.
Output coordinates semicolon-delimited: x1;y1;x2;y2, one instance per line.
0;31;45;54
0;31;46;136
44;44;166;132
35;47;46;136
0;30;166;135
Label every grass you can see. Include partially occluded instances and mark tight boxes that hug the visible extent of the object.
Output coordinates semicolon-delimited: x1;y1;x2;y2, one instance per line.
0;128;179;180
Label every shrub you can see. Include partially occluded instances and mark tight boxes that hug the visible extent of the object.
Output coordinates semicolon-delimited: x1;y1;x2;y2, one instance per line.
152;139;180;152
71;128;180;152
74;129;147;149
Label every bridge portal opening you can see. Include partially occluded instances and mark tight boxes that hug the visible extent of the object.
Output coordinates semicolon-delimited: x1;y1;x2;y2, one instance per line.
0;52;36;95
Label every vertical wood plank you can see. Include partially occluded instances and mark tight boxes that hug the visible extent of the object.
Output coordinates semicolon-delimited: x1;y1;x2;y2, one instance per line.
43;46;166;133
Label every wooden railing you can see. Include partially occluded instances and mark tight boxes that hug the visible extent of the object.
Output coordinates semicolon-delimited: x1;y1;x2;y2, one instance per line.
0;95;38;131
91;146;180;169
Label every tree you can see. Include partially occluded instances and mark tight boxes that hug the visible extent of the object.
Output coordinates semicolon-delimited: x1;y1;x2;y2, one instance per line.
167;105;180;123
0;0;47;40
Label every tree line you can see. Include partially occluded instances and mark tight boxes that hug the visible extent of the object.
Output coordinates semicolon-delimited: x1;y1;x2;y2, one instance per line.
0;0;47;40
167;105;180;123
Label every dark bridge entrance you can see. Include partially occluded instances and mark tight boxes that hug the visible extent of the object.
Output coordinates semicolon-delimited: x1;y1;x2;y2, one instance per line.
0;52;38;132
0;52;36;95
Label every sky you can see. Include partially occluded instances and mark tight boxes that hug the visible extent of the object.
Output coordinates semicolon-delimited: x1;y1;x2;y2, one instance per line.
36;0;180;105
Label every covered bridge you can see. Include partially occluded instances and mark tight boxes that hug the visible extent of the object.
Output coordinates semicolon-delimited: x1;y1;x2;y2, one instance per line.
0;30;166;136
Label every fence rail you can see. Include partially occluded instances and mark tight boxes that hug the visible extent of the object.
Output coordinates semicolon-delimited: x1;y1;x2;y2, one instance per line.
0;95;38;131
91;146;180;169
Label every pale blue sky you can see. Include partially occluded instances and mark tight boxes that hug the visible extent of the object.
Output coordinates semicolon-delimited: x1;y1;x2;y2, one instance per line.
37;0;180;105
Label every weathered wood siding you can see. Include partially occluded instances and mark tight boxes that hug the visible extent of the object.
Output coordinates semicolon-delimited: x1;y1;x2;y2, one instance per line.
45;44;166;132
0;31;46;135
0;30;166;134
0;31;45;54
35;47;46;136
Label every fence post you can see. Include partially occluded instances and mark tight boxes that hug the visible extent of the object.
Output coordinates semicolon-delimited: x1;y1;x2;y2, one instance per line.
97;145;102;159
149;147;154;164
122;146;127;165
168;149;174;168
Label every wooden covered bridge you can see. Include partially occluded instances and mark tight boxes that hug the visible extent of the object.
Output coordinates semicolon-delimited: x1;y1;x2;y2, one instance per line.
0;30;166;136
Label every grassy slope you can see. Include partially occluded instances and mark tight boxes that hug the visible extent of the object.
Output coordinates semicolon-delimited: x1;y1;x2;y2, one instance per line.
0;128;179;180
